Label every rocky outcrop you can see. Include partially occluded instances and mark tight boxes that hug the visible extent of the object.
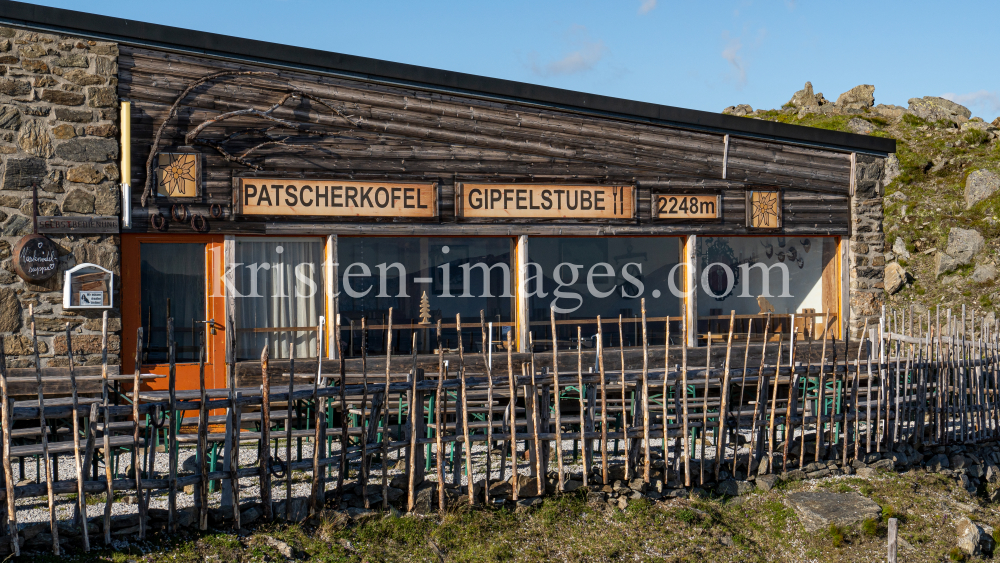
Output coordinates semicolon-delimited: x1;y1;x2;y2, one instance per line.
946;227;984;265
908;96;972;124
784;491;882;532
835;84;875;111
956;516;995;557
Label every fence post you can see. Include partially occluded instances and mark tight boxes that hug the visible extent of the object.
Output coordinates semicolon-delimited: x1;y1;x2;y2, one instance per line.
887;517;898;563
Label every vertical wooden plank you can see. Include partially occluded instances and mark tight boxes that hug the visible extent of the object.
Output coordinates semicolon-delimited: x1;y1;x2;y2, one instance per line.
618;316;630;480
526;360;543;496
749;314;772;469
685;236;698;348
357;320;367;509
816;312;830;462
799;331;812;468
436;321;446;510
260;347;272;521
407;333;420;511
597;317;610;484
458;316;475;505
662;320;671;481
700;332;710;485
550;309;565;491
167;317;178;534
680;313;691;487
197;336;208;531
66;324;91;552
578;326;589;487
0;336;19;557
506;330;519;500
336;330;348;503
382;309;393;510
641;301;652;484
100;312;112;545
132;326;146;540
326;235;338;359
309;319;326;516
482;311;494;504
222;235;236;509
731;319;752;474
230;391;243;529
286;341;296;515
770;337;785;472
714;311;735;482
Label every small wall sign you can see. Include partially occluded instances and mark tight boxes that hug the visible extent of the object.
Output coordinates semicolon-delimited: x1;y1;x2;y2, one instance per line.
747;189;782;230
651;193;720;220
156;153;201;198
13;234;59;283
456;183;634;219
37;215;119;234
63;263;114;309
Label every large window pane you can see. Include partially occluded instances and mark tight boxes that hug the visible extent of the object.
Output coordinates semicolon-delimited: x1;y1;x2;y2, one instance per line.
696;236;837;336
528;237;683;349
140;243;205;363
235;239;325;360
338;237;513;355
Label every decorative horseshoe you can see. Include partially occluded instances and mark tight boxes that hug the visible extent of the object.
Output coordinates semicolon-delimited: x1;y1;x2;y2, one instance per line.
171;204;189;223
150;212;168;231
210;203;224;219
190;213;209;233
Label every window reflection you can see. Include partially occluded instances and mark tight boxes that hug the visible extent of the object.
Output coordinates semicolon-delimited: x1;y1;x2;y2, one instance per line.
139;243;205;363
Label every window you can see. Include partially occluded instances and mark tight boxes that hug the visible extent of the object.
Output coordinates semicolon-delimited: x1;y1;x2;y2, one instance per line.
139;243;205;363
337;237;514;355
527;237;683;349
695;236;838;336
234;238;326;360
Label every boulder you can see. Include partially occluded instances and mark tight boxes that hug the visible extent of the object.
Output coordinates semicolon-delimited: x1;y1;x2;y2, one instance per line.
872;104;909;120
935;252;961;277
928;453;951;472
836;85;875;110
784;491;882;532
892;237;910;259
966;170;1000;209
986;464;1000;483
883;154;901;186
956;516;995;557
722;104;753;117
756;474;781;492
716;479;753;497
856;467;878;479
946;227;984;265
885;262;907;294
847;117;875;135
908;96;972;124
973;263;998;284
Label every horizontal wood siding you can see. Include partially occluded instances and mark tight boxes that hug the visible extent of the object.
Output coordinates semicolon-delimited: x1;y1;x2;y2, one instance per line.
119;46;853;236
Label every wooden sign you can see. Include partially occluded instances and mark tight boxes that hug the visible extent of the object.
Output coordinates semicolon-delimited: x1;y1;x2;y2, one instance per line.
13;234;58;282
37;215;119;234
651;193;720;220
457;183;634;219
237;179;437;218
156;153;200;198
63;263;114;309
747;190;782;229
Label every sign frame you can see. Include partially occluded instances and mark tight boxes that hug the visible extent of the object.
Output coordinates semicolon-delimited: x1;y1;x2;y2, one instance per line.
234;178;439;219
455;183;636;220
650;192;722;222
746;188;783;231
36;215;119;234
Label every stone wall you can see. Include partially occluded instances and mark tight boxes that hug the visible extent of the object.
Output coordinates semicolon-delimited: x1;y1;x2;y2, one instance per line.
0;26;120;368
849;153;887;337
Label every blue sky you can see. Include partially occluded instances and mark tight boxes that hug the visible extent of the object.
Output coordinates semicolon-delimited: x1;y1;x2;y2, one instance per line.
25;0;1000;121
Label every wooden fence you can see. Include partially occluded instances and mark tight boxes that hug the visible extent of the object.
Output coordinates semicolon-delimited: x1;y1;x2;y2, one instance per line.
0;301;996;555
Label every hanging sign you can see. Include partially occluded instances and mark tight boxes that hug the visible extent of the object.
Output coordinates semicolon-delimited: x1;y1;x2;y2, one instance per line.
651;193;721;220
63;263;114;309
13;234;58;283
456;184;634;219
36;215;119;234
236;179;437;218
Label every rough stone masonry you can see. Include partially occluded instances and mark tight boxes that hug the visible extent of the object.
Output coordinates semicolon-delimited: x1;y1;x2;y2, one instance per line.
0;26;120;369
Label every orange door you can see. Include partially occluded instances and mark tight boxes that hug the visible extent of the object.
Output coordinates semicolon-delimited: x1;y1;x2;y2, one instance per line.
122;234;227;395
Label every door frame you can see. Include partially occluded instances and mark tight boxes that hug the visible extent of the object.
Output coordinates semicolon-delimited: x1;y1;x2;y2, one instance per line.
121;233;227;391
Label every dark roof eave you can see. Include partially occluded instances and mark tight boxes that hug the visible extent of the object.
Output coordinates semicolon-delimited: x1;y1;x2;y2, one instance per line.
0;0;896;155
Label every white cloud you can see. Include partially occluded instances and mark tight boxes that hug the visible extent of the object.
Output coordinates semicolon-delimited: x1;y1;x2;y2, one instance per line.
529;27;607;77
638;0;657;14
942;90;1000;113
721;36;746;87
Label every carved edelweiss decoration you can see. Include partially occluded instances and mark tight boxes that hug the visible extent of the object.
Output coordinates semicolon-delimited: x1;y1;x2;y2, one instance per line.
141;70;361;206
749;190;781;229
156;153;199;197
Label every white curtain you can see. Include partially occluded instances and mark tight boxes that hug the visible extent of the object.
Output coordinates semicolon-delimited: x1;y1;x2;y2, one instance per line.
235;238;325;360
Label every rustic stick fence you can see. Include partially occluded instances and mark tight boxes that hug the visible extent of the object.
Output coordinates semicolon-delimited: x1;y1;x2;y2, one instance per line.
0;301;997;555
